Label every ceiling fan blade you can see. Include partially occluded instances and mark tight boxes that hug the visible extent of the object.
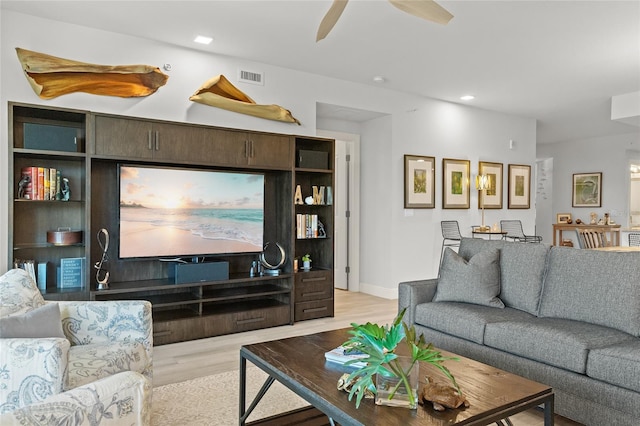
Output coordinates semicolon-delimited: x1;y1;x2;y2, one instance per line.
388;0;453;25
317;0;350;42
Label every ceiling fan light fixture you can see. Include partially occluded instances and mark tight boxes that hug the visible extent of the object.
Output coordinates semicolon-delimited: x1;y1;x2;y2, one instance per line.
460;95;475;101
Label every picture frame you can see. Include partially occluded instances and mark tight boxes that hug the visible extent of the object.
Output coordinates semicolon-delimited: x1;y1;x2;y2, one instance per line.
404;155;435;208
442;158;470;209
478;161;503;209
557;213;572;224
508;164;531;209
572;172;602;207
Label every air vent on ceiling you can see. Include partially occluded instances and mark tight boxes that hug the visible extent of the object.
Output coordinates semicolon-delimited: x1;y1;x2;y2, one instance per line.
238;69;264;86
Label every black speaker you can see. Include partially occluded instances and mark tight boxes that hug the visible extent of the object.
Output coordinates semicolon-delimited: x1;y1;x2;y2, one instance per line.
170;261;229;284
297;150;329;169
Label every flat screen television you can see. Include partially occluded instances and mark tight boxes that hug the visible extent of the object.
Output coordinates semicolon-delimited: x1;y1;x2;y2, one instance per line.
118;165;264;259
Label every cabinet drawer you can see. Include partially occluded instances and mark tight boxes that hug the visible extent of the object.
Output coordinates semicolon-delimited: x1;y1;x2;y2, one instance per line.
232;305;290;332
295;269;333;302
295;299;334;321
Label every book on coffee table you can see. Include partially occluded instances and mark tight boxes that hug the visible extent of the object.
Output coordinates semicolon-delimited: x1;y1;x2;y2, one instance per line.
324;345;367;368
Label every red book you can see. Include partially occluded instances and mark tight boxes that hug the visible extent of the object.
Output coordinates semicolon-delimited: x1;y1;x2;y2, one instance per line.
37;167;45;200
20;166;37;199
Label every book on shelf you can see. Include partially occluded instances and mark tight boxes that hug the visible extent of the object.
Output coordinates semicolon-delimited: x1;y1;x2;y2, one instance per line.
58;257;85;289
18;166;64;201
324;345;368;368
37;167;45;200
14;258;37;284
296;213;322;239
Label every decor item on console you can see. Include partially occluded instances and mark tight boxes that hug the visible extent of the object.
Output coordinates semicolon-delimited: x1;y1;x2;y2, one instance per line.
475;173;491;231
15;48;168;99
338;309;460;410
189;74;300;124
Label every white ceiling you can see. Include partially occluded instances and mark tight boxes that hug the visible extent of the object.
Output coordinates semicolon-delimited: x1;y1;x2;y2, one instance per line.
2;0;639;144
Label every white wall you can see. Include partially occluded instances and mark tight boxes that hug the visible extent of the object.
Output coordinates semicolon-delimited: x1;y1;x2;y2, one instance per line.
537;133;640;245
1;10;538;298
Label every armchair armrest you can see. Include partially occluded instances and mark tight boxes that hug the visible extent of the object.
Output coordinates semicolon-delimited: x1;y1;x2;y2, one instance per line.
398;279;438;326
0;338;70;412
0;371;151;425
56;300;152;357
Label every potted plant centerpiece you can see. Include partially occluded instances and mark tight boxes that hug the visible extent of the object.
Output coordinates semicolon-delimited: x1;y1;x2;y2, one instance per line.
341;308;459;409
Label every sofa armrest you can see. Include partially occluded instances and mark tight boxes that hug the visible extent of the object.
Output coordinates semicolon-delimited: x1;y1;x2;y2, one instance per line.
56;300;153;360
398;279;438;325
0;338;70;411
0;371;151;425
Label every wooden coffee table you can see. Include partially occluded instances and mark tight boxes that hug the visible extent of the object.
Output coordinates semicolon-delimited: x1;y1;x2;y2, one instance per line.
239;329;554;426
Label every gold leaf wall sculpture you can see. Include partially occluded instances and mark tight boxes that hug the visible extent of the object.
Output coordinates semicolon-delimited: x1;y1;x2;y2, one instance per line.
189;75;300;125
16;48;169;99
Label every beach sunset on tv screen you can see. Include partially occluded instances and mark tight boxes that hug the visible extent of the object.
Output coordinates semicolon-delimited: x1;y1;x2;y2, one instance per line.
119;165;264;259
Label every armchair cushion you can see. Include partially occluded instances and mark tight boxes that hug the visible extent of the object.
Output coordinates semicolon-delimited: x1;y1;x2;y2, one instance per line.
66;341;150;390
0;269;45;318
0;304;65;338
0;338;70;412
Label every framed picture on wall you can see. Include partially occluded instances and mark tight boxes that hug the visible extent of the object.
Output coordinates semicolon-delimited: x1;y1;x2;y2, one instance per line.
572;172;602;207
442;158;470;209
478;161;503;209
508;164;531;209
404;155;435;208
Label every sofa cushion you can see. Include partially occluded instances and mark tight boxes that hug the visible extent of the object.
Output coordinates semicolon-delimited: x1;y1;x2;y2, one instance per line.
0;303;65;338
0;269;45;318
415;302;534;344
66;341;150;390
433;247;504;308
587;340;640;393
484;318;635;374
459;238;549;315
539;247;640;337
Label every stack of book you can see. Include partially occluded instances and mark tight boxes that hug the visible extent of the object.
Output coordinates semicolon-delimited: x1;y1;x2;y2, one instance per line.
296;214;322;239
19;166;62;200
324;345;368;368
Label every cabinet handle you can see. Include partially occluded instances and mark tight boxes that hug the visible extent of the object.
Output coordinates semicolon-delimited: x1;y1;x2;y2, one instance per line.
302;291;327;298
153;330;172;337
249;140;254;158
148;130;153;150
301;276;327;283
237;316;265;325
155;131;159;150
244;140;249;158
303;306;327;313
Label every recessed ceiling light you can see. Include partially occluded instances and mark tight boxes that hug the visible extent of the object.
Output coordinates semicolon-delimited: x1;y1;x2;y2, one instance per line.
460;95;475;101
194;35;213;45
373;76;385;83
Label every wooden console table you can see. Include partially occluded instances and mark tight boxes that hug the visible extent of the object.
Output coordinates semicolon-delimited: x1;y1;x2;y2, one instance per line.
552;224;621;246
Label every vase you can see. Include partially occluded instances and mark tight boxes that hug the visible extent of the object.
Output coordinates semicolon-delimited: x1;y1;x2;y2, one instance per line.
303;260;311;270
375;356;419;409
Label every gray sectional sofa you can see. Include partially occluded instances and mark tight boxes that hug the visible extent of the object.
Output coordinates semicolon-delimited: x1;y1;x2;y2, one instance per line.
399;238;640;426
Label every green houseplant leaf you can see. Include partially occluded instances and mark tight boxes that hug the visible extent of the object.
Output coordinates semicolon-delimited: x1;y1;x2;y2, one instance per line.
341;308;459;408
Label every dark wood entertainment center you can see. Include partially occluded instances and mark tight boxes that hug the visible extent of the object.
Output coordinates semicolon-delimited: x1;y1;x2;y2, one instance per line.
8;102;335;345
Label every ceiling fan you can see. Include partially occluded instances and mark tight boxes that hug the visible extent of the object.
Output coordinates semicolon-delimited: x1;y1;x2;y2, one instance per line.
317;0;454;41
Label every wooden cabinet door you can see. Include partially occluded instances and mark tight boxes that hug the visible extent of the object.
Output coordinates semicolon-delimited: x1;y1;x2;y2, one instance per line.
201;128;249;166
151;122;210;164
95;115;154;159
248;133;292;169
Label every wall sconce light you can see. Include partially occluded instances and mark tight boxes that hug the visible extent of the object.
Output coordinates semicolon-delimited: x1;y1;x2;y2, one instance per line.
476;174;491;231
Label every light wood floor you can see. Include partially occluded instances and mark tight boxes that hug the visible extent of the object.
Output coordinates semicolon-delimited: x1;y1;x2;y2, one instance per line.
153;290;580;425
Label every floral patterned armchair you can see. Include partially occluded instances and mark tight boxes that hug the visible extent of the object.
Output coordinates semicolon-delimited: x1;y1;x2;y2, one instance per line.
0;269;153;425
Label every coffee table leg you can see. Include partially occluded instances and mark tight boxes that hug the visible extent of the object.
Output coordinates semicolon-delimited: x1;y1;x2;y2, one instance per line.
544;394;555;426
239;353;277;425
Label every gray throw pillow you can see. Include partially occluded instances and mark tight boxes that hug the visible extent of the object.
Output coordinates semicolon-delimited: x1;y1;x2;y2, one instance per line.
0;303;65;338
434;247;504;308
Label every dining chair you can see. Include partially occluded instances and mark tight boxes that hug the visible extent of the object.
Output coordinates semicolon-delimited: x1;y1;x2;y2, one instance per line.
500;220;542;243
440;221;462;268
629;232;640;247
576;229;610;249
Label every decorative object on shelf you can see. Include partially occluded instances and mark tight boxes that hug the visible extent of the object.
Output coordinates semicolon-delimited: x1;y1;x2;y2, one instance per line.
590;212;598;224
478;161;503;209
304;196;314;205
572;172;602;207
604;212;611;225
419;376;470;412
17;173;31;199
556;213;572;224
475;173;491;231
317;219;327;238
338;308;460;410
294;185;304;204
94;228;110;290
316;0;453;42
47;227;82;246
61;177;70;201
508;164;531;209
301;254;312;270
189;74;300;124
575;218;582;224
260;242;286;275
58;257;85;289
312;186;325;205
442;158;470;209
15;47;169;99
404;154;435;209
326;186;333;205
